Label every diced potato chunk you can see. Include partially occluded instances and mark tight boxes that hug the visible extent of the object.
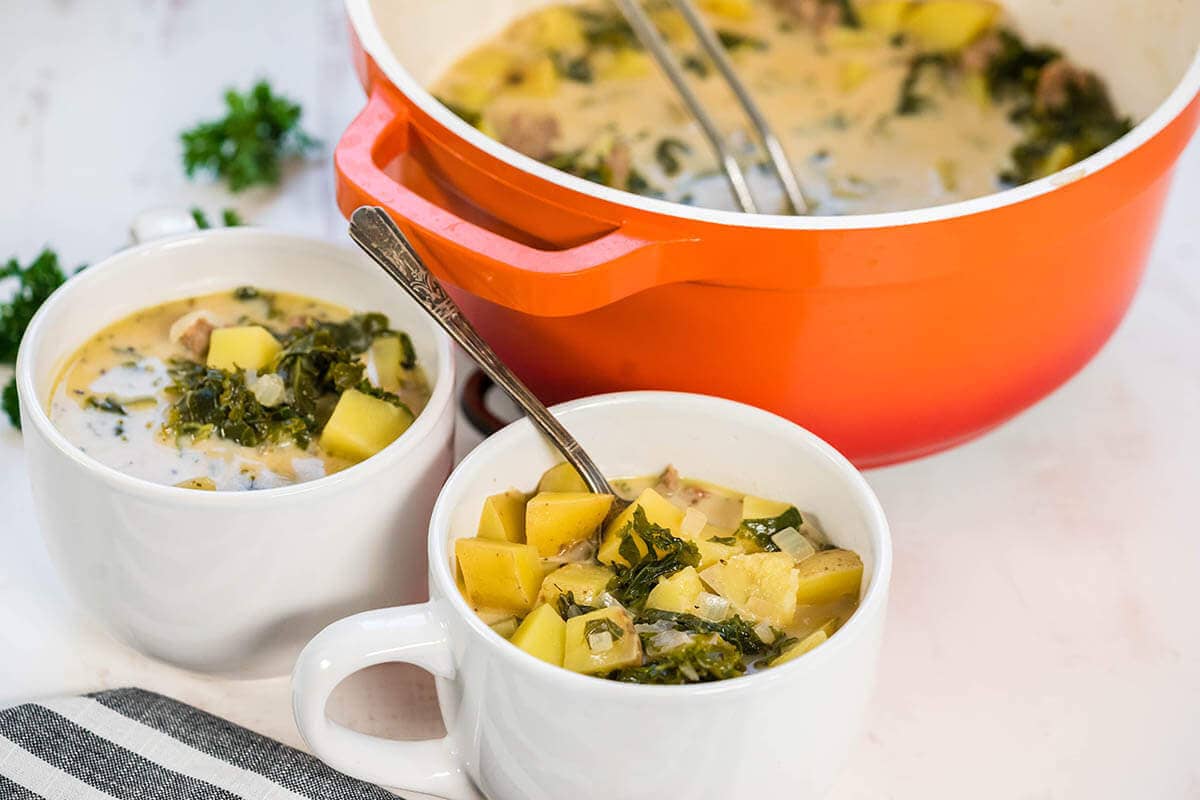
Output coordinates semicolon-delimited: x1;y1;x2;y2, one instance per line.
696;536;744;569
540;563;616;608
563;607;642;675
856;0;913;35
701;0;753;20
455;538;543;615
902;0;999;52
839;59;873;92
646;566;705;614
769;629;829;667
525;492;613;557
477;490;528;543
369;335;405;392
510;604;566;666
598;488;685;566
206;325;281;372
319;389;415;462
537;462;589;494
511;57;559;97
741;494;793;521
700;553;799;629
598;48;652;80
795;549;864;605
522;6;586;52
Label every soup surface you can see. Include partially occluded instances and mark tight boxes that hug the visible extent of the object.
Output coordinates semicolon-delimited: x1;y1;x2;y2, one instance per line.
432;0;1131;214
454;463;864;684
50;289;429;491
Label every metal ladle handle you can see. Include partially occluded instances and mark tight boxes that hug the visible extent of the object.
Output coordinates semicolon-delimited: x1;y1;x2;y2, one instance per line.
347;206;615;497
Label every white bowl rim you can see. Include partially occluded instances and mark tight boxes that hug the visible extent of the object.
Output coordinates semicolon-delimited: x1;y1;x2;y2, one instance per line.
427;390;893;698
13;226;457;507
346;0;1200;233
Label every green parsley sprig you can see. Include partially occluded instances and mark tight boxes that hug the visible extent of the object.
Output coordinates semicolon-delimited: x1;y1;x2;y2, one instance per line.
181;80;318;192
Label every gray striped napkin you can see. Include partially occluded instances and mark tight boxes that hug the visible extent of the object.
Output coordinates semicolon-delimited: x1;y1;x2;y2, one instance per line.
0;688;399;800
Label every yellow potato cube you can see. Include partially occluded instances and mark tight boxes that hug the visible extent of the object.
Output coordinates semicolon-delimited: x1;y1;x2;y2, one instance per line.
540;563;616;608
563;607;642;675
651;8;691;40
369;335;404;392
696;537;744;569
525;492;614;557
769;629;829;667
598;48;652;80
856;0;913;35
903;0;999;52
536;462;589;494
455;538;543;615
511;57;560;97
741;494;793;521
489;617;519;639
477;490;528;543
598;488;686;566
795;549;865;605
700;553;799;629
701;0;754;20
206;325;281;372
319;389;415;462
510;604;566;666
646;566;705;614
523;6;586;52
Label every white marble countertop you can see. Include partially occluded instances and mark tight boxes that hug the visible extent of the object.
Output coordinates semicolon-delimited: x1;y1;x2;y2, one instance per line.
2;2;1199;797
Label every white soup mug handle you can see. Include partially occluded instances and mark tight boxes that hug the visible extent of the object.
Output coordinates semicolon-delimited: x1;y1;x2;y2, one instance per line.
291;604;476;799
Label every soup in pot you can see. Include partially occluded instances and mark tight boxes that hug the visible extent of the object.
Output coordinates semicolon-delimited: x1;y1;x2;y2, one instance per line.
49;288;430;491
454;463;865;684
432;0;1132;214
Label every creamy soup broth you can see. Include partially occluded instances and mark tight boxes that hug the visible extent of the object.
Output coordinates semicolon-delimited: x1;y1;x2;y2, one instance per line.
431;0;1131;214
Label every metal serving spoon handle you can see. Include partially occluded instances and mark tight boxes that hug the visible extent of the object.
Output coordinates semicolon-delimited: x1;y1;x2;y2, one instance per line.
348;206;618;499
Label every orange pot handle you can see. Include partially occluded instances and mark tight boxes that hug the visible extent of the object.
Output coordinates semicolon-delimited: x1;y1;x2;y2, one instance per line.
335;85;704;317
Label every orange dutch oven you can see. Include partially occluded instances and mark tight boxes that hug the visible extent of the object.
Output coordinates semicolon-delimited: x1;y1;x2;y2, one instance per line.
338;0;1200;467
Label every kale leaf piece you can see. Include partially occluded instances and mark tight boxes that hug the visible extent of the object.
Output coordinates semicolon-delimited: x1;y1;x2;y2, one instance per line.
739;505;803;552
609;508;700;611
610;634;745;684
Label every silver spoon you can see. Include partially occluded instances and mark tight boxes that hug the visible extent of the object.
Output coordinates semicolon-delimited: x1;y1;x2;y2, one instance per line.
347;206;624;508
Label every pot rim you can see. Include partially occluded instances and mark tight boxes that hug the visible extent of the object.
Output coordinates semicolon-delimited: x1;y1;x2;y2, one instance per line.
346;0;1200;231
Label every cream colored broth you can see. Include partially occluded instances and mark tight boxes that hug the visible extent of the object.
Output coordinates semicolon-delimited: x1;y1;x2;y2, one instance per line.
50;291;429;491
431;1;1125;215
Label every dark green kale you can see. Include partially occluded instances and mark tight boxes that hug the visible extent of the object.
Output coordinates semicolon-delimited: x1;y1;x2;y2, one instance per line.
547;149;658;195
2;379;19;430
556;590;600;620
190;207;244;229
164;360;311;447
577;8;639;50
635;608;774;657
896;53;951;115
438;98;483;128
983;29;1061;103
181;80;318;192
682;54;710;78
552;52;594;83
739;506;803;552
609;508;700;610
832;0;861;28
86;396;128;415
654;137;691;177
717;30;768;52
610;634;744;684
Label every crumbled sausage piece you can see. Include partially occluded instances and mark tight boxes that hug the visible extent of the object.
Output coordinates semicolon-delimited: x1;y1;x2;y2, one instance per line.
169;310;218;358
605;140;633;191
498;112;561;160
961;32;1004;74
1035;59;1090;111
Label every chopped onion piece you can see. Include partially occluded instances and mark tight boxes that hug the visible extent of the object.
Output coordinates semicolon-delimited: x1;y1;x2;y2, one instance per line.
635;620;674;635
651;629;693;652
772;526;816;563
598;592;623;609
587;631;614;652
681;507;708;538
754;621;776;644
250;373;287;407
679;663;700;682
695;592;730;621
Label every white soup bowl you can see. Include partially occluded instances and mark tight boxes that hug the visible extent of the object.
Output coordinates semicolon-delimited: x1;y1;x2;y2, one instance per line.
292;391;891;800
15;227;456;677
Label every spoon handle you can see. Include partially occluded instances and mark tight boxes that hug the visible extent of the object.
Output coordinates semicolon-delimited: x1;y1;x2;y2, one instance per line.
348;206;615;497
